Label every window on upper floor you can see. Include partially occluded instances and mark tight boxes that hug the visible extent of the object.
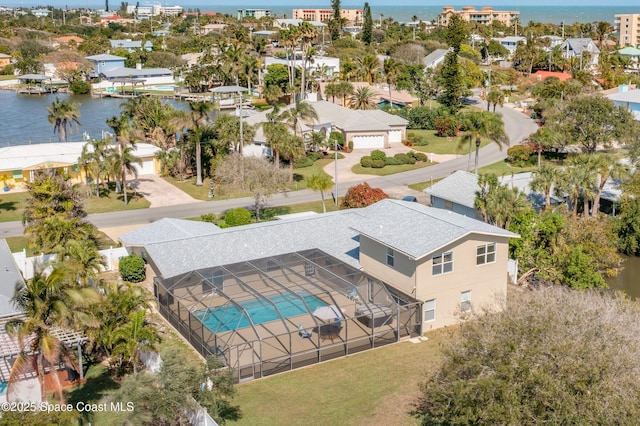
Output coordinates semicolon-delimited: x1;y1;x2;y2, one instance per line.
476;243;496;265
386;247;395;267
432;251;453;276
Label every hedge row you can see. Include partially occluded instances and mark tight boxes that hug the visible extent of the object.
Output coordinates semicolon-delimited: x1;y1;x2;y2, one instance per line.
360;151;428;168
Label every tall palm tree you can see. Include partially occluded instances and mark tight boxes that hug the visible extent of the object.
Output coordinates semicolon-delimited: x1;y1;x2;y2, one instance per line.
590;154;629;217
279;134;306;184
349;86;377;110
307;174;333;213
486;89;505;113
47;98;81;142
564;155;599;216
62;239;107;286
297;21;317;99
187;101;214;186
111;145;142;205
262;104;287;167
7;266;98;402
531;163;561;209
383;58;401;109
356;54;380;84
336;81;354;107
279;100;318;138
458;111;508;174
529;127;560;168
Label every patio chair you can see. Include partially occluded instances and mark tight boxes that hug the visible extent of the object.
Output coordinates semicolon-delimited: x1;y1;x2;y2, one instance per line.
298;324;312;339
347;288;360;302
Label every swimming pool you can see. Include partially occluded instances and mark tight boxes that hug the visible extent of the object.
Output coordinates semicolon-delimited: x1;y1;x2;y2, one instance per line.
194;292;327;333
145;85;176;91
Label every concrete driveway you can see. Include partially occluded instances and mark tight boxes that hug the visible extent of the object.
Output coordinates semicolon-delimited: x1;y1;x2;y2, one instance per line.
130;175;202;208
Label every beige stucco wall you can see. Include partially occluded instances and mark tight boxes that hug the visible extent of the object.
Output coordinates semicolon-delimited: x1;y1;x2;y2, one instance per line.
360;233;510;332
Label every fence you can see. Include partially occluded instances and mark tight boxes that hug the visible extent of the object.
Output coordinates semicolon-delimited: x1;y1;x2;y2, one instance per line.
12;247;129;280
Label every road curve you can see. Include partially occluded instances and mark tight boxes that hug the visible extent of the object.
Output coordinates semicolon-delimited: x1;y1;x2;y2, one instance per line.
0;104;538;238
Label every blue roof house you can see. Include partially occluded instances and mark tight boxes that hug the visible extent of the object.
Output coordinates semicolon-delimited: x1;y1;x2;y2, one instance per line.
86;54;126;74
606;85;640;120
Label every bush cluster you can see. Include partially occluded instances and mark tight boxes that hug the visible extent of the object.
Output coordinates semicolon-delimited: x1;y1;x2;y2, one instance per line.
119;254;146;283
70;80;91;95
506;145;534;167
395;106;451;130
293;152;325;169
360;151;428;168
434;116;461;137
406;132;430;146
224;208;252;227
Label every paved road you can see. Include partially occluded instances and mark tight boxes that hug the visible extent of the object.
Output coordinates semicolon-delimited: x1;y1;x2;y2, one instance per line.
0;103;538;239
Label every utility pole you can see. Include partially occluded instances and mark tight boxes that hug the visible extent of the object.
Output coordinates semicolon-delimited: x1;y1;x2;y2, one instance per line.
334;138;339;206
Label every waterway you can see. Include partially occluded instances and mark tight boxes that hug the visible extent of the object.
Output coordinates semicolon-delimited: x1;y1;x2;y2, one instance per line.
608;255;640;299
0;90;191;147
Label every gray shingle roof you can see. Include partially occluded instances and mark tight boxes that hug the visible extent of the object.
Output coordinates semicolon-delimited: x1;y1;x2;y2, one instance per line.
422;48;449;68
86;54;126;61
350;200;517;260
101;67;173;79
606;89;640;103
142;199;517;278
424;170;479;208
119;218;222;246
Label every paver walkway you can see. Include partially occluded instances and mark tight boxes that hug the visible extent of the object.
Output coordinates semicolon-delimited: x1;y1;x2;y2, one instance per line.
131;174;201;208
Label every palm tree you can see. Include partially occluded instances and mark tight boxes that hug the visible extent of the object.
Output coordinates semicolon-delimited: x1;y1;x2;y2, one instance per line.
307;174;333;213
349;86;377;110
62;239;107;286
486;90;505;112
356;54;380;84
47;98;81;142
7;266;98;402
529;127;560;168
590;154;629;217
262;104;288;168
458;111;508;174
336;81;354;107
297;21;317;99
111;145;142;205
112;310;161;374
383;58;401;109
187;102;214;186
564;155;599;216
531;163;561;209
279;134;306;184
279;100;318;138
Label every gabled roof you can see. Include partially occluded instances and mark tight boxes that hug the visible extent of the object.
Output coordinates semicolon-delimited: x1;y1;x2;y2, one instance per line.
619;46;640;56
119;218;221;246
101;67;173;78
606;89;640;103
110;39;142;49
350;200;518;260
561;38;600;55
422;48;449;68
424;170;479;208
86;53;126;61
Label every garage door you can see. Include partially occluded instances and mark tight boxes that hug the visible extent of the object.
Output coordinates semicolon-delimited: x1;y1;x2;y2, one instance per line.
388;130;402;143
134;159;155;176
352;135;384;149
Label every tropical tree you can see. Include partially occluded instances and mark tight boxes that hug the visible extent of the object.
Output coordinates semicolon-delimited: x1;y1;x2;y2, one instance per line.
475;174;531;229
62;239;107;287
262;105;288;167
47;98;80;142
361;2;373;45
336;81;355;106
356;53;380;84
486;89;505;112
279;134;306;184
561;155;599;216
183;101;214;186
531;163;561;209
110;145;142;205
7;266;98;402
279;100;318;138
383;58;401;109
112;310;161;375
590;154;629;217
297;21;317;99
349;86;377;110
528;127;560;167
457;111;508;173
308;174;334;213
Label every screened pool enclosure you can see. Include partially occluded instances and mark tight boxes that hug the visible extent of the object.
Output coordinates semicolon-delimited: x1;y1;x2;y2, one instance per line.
155;249;422;382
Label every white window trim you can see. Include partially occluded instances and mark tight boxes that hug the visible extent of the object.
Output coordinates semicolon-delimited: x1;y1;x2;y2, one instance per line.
432;251;454;276
424;299;436;322
476;243;497;266
461;290;471;313
386;247;395;267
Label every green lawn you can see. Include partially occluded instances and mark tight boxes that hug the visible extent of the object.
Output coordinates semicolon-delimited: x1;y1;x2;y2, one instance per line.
408;178;443;192
0;75;16;81
164;158;336;201
477;160;537;176
0;188;149;223
231;329;448;426
352;160;435;176
408;130;491;155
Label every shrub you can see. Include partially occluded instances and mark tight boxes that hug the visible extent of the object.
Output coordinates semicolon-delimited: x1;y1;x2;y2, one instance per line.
384;156;403;166
69;80;91;95
506;145;534;166
434;116;461;137
340;182;389;209
0;64;14;75
395;153;416;164
119;254;146;283
371;159;386;168
360;156;373;167
413;152;428;162
200;213;216;223
293;156;314;168
307;152;324;162
412;136;430;146
329;131;344;148
398;106;451;130
371;150;386;161
348;141;354;152
225;208;252;227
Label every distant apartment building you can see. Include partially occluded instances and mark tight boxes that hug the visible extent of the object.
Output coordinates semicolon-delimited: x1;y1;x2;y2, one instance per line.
437;6;519;27
237;9;272;19
126;4;183;18
292;8;363;25
616;14;640;47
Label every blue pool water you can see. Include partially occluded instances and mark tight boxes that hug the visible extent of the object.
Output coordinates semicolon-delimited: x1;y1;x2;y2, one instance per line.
195;292;327;333
0;382;7;395
145;85;176;91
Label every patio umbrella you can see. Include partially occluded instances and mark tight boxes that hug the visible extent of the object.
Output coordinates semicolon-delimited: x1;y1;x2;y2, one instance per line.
312;305;343;322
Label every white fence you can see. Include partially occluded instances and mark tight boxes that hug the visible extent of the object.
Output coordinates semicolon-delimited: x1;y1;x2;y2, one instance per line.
12;247;129;280
507;258;518;284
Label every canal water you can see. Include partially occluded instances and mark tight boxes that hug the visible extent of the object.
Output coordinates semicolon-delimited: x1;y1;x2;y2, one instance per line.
0;90;191;146
608;255;640;299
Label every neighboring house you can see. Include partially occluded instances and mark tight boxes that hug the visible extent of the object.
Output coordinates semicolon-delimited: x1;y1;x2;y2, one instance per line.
531;70;573;82
51;36;84;48
109;39;153;52
0;142;160;188
492;36;526;56
540;35;564;51
606;85;640;120
0;53;10;68
0;239;24;317
93;66;174;88
422;48;449;69
318;81;417;108
245;99;408;150
560;38;600;69
30;8;51;17
199;23;227;35
121;199;518;381
618;46;640;70
264;55;340;79
86;53;126;74
273;19;326;29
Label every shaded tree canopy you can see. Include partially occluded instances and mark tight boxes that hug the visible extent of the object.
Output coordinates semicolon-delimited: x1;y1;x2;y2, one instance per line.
416;287;640;425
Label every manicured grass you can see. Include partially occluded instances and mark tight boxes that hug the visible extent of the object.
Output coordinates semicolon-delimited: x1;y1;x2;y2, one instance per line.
352;160;435;176
164;158;336;201
0;188;149;223
408;178;443;192
231;329;448;426
408;130;491;155
477;160;537;176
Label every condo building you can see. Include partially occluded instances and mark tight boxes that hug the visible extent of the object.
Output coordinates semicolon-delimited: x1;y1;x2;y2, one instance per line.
437;6;519;27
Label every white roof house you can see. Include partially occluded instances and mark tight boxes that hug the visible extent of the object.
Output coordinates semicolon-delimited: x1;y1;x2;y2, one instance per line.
606;86;640;120
422;48;449;69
